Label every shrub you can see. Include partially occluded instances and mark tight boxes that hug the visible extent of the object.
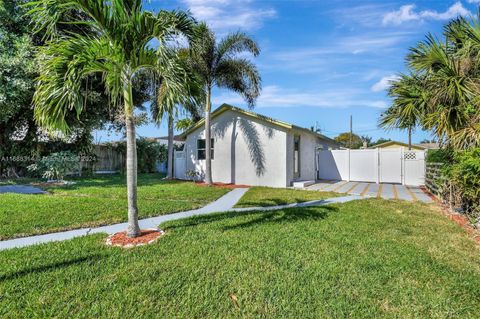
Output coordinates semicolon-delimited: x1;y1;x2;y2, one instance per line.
27;151;79;181
112;138;167;174
441;148;480;224
426;148;453;163
186;169;200;181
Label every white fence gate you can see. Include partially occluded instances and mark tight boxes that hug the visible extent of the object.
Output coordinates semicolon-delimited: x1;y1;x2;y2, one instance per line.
174;151;186;180
317;148;425;186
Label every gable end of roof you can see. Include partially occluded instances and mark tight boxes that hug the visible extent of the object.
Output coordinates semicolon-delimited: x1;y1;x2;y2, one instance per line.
180;103;336;143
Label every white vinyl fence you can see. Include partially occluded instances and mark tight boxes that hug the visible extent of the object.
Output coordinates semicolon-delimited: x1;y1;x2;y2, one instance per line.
174;150;186;180
317;148;425;186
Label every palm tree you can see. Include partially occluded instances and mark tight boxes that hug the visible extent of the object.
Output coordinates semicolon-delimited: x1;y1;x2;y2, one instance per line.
407;32;479;147
188;23;261;185
379;73;426;149
152;49;203;179
27;0;194;237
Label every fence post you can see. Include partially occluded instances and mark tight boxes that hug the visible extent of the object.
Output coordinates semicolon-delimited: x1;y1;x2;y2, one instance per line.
375;148;380;184
347;149;351;182
401;147;405;185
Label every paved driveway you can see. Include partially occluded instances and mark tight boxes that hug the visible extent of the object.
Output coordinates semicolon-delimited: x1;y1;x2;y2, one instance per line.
306;180;433;203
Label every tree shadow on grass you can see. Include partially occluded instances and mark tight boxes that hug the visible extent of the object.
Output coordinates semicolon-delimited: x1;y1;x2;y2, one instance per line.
224;206;337;230
0;254;106;282
165;205;338;231
237;197;316;208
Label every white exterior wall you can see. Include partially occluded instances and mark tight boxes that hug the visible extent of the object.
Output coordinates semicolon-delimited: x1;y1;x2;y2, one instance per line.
286;130;336;185
184;110;288;187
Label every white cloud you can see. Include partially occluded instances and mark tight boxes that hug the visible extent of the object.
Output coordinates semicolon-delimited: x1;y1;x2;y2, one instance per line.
331;4;392;28
213;85;388;109
467;0;480;3
181;0;275;33
421;2;471;20
382;4;419;25
371;75;400;92
383;2;471;26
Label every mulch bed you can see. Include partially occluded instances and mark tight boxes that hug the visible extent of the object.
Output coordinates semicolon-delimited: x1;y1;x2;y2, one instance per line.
106;229;165;248
421;187;480;244
195;182;250;189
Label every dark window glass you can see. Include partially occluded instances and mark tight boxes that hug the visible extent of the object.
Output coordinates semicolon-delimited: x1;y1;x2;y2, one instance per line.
197;139;214;160
294;135;300;177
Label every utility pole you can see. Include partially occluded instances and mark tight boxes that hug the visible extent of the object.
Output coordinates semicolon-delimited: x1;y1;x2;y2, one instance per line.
349;115;353;149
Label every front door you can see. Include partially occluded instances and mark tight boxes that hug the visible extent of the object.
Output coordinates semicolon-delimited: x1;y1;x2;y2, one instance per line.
293;135;300;178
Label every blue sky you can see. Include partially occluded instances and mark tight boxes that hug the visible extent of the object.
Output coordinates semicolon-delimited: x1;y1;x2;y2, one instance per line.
95;0;480;143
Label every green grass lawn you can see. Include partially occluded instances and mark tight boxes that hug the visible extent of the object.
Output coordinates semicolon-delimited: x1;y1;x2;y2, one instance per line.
235;186;342;208
1;199;479;318
0;174;229;240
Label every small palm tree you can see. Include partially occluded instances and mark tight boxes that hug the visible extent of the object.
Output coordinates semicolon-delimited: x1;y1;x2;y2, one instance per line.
188;23;261;185
379;73;426;149
27;0;194;237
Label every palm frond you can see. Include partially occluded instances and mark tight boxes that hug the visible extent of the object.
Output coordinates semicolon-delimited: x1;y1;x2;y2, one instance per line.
379;73;425;132
33;35;121;132
216;31;260;63
215;58;261;108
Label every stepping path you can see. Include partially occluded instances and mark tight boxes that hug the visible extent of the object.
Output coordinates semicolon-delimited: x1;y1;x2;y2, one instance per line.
307;181;433;203
0;188;366;251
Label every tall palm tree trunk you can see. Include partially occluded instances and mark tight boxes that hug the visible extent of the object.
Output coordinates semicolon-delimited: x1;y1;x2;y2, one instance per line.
167;114;174;179
408;127;412;150
124;82;140;238
204;86;213;185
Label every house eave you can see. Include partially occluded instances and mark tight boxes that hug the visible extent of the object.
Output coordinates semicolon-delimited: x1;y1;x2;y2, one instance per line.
179;103;336;145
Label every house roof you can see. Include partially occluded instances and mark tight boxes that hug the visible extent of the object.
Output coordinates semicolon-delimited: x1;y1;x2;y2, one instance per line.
415;142;439;149
370;140;426;150
150;136;185;142
180;103;336;143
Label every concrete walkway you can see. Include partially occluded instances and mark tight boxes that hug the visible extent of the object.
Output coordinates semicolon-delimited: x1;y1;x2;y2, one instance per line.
0;185;46;194
0;188;367;251
0;188;250;251
306;180;433;203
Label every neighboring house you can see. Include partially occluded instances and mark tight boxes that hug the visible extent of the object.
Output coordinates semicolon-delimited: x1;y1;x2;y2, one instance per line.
150;136;185;148
370;140;427;151
415;142;439;149
179;104;339;187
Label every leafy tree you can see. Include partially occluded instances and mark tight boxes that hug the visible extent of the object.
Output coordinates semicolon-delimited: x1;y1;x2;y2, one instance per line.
0;1;144;177
27;0;194;237
0;0;36;176
334;132;363;149
176;118;197;131
113;138;167;173
187;23;261;184
370;138;391;147
420;138;436;144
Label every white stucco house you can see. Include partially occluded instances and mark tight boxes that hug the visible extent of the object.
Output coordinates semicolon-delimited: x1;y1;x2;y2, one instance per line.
176;104;339;187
